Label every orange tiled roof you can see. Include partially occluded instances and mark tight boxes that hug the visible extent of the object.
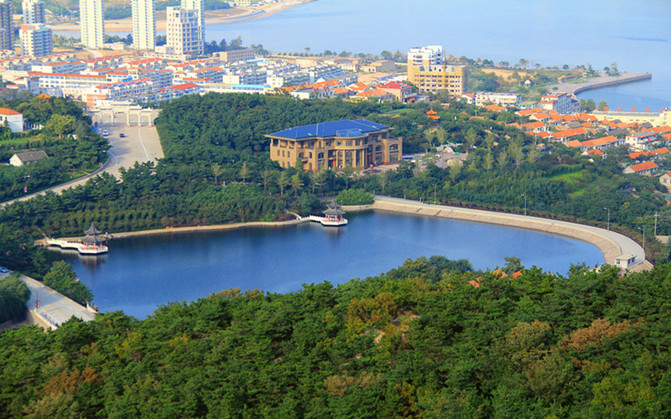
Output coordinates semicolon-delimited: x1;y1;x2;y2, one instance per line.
531;112;550;120
565;140;583;148
522;121;545;130
552;127;586;140
0;107;20;115
484;104;504;111
516;108;543;116
587;149;604;156
354;88;388;98
581;135;618;148
348;82;370;91
630;161;658;172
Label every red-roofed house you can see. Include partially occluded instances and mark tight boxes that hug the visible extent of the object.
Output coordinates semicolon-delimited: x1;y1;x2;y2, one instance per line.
521;121;547;133
378;81;413;102
580;135;623;151
530;112;550;122
0;108;24;132
352;89;394;102
551;127;586;141
516;108;543;117
484;104;504;112
624;161;658;175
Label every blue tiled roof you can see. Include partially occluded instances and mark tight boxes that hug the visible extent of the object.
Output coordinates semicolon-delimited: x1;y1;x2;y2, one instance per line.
268;119;389;139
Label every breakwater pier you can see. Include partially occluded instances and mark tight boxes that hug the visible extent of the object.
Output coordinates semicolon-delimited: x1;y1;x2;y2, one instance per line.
552;72;652;96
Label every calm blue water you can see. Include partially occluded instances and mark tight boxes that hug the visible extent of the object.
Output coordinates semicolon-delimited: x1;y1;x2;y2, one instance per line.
55;212;604;319
205;0;671;110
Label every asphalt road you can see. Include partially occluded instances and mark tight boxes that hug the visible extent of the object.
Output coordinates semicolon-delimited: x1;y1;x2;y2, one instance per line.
1;123;164;206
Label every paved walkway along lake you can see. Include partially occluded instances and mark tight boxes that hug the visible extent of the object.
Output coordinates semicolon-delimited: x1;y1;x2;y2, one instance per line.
18;274;96;330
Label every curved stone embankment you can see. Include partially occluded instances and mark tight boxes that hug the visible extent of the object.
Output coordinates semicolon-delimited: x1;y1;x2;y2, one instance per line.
370;196;648;270
552;72;652;96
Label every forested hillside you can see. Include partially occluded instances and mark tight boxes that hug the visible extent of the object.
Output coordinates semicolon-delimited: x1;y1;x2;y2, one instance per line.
2;258;671;417
0;95;109;202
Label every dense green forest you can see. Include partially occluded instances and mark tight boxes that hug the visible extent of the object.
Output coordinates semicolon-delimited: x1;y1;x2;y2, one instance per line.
3;258;671;416
0;274;30;323
0;95;109;202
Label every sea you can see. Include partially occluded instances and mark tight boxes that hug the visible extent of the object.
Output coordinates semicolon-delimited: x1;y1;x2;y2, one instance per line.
205;0;671;110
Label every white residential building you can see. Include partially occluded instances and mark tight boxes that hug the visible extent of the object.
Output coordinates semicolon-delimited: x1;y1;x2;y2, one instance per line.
182;0;203;27
164;7;203;59
0;0;13;51
475;92;520;107
538;93;579;115
20;24;53;57
80;0;104;49
22;0;45;24
132;0;156;50
0;108;24;132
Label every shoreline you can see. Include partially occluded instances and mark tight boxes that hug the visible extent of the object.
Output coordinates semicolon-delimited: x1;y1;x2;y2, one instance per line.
51;0;315;34
47;196;648;272
552;72;653;96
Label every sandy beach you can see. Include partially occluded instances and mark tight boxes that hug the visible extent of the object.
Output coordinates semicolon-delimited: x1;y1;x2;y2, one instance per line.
51;0;314;34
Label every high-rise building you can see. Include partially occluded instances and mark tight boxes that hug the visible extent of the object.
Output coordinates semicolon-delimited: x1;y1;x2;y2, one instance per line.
166;6;203;58
80;0;104;49
132;0;156;50
20;23;53;57
181;0;203;27
0;0;13;51
22;0;46;24
407;45;467;95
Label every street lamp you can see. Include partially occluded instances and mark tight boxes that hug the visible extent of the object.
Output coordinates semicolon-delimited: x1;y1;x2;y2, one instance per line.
654;212;658;237
604;207;610;230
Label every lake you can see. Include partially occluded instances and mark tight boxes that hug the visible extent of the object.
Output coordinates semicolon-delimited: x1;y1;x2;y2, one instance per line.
206;0;671;110
54;212;604;319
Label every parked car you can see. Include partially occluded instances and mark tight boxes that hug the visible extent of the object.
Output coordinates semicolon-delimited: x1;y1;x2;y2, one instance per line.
0;266;8;273
119;133;126;138
102;130;109;136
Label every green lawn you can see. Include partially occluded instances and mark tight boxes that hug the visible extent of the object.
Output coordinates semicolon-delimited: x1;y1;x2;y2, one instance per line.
547;170;584;183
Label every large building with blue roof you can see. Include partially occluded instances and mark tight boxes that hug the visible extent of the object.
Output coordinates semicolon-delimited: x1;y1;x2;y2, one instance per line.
266;119;402;171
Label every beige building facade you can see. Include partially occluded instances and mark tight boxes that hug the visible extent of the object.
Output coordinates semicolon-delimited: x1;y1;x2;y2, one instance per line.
407;45;467;94
266;119;402;171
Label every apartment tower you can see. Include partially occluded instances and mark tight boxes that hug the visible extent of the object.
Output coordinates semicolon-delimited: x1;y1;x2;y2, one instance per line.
181;0;203;27
407;45;467;95
166;6;203;58
22;0;45;24
132;0;156;50
0;0;12;51
80;0;104;49
20;23;53;56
